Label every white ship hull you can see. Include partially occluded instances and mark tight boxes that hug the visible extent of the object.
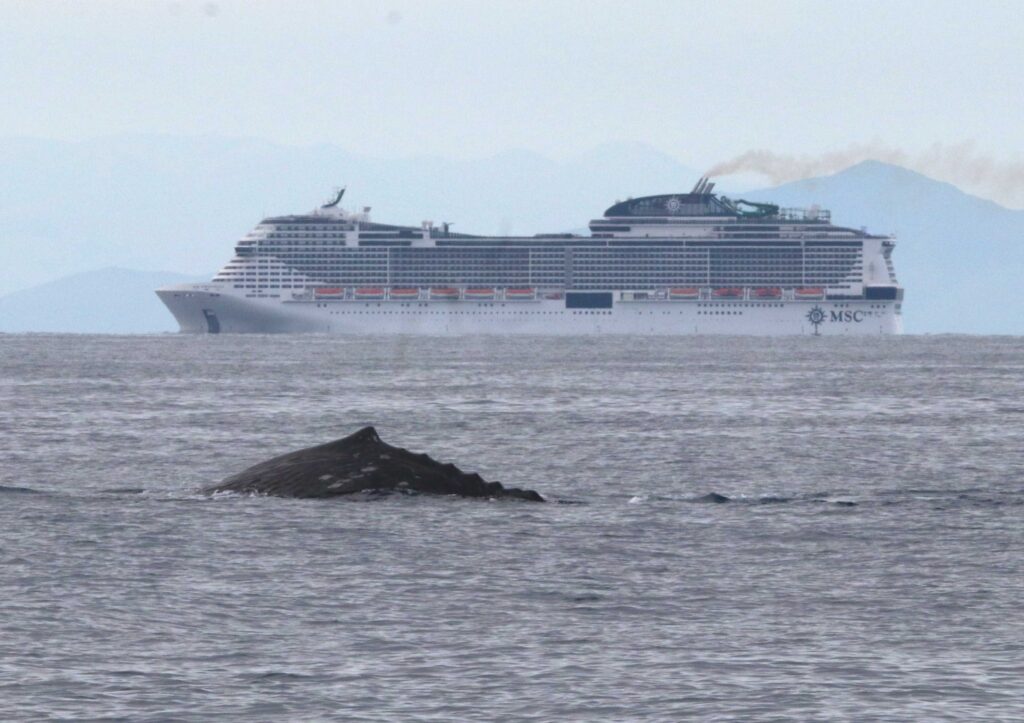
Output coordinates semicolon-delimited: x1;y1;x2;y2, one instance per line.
157;285;901;336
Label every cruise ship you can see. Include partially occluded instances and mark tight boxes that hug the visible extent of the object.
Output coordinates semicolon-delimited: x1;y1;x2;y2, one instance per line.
156;180;903;335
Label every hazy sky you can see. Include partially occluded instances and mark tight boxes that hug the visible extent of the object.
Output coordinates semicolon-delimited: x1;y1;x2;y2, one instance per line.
2;0;1023;203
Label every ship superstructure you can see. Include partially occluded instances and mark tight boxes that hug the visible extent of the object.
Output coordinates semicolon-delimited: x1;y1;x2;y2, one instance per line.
157;181;903;335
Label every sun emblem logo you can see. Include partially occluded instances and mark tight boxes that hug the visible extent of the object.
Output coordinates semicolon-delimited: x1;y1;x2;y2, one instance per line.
665;196;682;214
806;305;826;335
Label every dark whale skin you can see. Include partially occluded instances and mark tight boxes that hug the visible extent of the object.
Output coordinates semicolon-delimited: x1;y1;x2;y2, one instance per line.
203;426;544;502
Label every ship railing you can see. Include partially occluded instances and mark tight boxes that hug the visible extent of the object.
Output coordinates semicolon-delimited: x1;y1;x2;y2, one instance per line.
776;207;831;222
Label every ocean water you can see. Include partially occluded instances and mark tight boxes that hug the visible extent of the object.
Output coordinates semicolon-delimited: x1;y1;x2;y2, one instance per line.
1;333;1022;720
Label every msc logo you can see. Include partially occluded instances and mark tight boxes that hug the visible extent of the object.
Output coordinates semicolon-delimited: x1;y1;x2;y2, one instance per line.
831;310;866;323
807;305;866;334
806;305;826;334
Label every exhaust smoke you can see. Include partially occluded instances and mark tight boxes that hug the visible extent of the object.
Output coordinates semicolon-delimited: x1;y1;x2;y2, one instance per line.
706;142;1024;208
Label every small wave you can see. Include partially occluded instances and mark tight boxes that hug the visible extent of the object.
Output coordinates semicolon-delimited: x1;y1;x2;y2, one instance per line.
870;489;1020;508
0;484;41;495
951;493;1024;508
246;671;315;682
898;487;984;496
628;495;647;504
757;495;793;504
309;618;343;626
690;492;731;504
98;487;146;495
804;498;858;507
686;491;859;507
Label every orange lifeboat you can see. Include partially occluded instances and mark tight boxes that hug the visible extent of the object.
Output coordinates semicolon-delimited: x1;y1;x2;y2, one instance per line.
314;287;345;298
464;287;495;300
712;287;743;298
795;287;825;299
669;287;700;300
753;287;782;299
354;287;385;300
505;287;535;300
430;287;460;300
389;288;420;300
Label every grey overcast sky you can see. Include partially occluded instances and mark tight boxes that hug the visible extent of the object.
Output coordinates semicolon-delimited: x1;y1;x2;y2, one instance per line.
2;0;1023;203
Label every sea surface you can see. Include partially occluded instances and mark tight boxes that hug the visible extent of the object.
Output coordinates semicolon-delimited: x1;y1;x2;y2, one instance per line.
1;334;1022;721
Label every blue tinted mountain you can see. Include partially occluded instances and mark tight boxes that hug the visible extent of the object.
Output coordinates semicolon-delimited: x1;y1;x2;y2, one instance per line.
0;135;698;296
744;161;1024;333
0;268;206;333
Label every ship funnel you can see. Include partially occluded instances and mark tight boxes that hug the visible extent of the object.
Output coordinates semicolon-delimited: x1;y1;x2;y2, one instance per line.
690;177;706;194
705;181;715;195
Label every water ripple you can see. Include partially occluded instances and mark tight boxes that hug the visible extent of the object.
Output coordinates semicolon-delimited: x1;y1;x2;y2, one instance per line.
0;334;1022;720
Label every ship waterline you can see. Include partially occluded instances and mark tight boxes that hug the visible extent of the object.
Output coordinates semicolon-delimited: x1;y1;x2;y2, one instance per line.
157;180;903;335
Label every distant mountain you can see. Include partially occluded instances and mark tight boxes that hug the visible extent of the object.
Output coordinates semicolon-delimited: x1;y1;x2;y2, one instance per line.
0;135;699;295
744;161;1024;334
0;268;206;333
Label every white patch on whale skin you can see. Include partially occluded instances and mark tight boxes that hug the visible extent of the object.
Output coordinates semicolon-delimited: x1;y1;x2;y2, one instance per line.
379;454;391;459
328;481;344;489
360;466;378;473
319;474;334;481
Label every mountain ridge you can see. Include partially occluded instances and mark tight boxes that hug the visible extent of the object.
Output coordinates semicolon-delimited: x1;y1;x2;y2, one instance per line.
742;160;1024;333
0;267;207;334
0;135;701;295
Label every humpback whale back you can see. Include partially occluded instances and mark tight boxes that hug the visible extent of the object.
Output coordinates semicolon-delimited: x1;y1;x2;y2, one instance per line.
204;426;544;501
